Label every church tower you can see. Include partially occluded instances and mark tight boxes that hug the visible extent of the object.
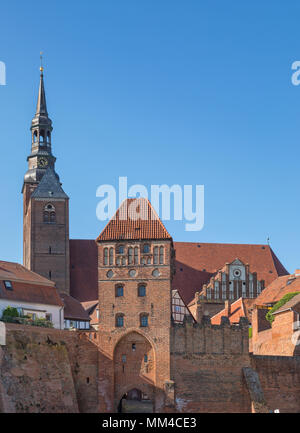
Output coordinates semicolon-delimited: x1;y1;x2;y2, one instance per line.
23;65;70;294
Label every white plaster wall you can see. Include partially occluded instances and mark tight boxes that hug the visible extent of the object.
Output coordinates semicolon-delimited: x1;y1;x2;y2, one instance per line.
0;299;63;329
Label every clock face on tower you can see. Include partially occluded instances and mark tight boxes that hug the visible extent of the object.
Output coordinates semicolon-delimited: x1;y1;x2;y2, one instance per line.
38;157;48;168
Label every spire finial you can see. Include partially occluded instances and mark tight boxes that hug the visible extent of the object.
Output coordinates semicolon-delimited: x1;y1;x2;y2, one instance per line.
40;51;44;73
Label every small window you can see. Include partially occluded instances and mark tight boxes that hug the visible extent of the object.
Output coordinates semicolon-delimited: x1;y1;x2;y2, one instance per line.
154;247;159;264
144;354;148;363
134;247;138;264
109;248;114;265
140;314;148;327
132;343;136;352
103;248;108;265
143;244;150;253
122;355;126;363
118;245;124;254
116;285;124;297
45;313;52;322
159;246;164;264
128;247;133;264
138;285;146;297
4;280;13;290
116;314;124;327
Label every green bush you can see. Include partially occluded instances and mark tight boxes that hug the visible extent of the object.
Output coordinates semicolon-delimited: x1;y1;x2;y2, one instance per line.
1;306;19;320
266;292;300;324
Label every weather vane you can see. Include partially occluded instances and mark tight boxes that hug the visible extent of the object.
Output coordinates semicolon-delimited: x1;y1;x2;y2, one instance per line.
40;51;44;72
267;236;270;245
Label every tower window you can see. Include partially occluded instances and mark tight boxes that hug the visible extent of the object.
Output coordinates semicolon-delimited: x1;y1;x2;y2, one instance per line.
138;285;146;297
104;248;108;265
49;270;52;280
116;314;124;328
47;131;51;143
154;246;159;264
132;343;136;352
128;247;133;265
140;314;149;327
109;248;114;265
33;131;38;143
159;246;164;264
40;130;45;143
134;247;138;264
143;244;150;253
144;354;148;363
115;285;124;297
43;204;56;224
117;245;124;254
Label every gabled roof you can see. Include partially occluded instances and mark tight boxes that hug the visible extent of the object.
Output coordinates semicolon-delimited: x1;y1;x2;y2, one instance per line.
31;167;68;199
173;242;288;305
0;261;62;306
255;273;300;305
60;293;90;321
96;198;172;242
211;298;255;325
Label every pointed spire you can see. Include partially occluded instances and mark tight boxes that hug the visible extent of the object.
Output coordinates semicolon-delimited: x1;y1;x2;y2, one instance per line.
35;66;48;116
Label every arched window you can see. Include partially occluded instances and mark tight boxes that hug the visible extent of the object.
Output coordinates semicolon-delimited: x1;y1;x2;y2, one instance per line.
115;285;124;297
134;247;138;264
117;245;124;254
47;131;51;143
154;246;159;264
143;244;150;253
116;314;124;328
140;313;148;327
159;246;164;264
109;248;114;265
128;247;133;265
33;131;38;143
43;204;56;224
138;285;146;297
40;130;45;143
103;248;108;265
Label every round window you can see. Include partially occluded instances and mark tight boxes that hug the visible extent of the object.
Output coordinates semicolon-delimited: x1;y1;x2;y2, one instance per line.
107;270;114;278
152;269;160;277
233;269;241;278
129;269;137;277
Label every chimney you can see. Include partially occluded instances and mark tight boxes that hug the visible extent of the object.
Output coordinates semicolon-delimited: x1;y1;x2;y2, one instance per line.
224;300;231;316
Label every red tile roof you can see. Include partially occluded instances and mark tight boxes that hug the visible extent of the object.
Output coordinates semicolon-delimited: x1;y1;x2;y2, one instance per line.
69;240;98;302
0;261;62;306
81;300;99;325
211;298;255;325
173;242;288;305
60;293;90;321
255;274;300;305
96;198;172;242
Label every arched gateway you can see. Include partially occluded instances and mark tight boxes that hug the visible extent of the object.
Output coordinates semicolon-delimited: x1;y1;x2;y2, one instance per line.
114;331;155;413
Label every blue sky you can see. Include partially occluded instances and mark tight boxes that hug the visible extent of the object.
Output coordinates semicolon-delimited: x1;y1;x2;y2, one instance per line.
0;0;299;272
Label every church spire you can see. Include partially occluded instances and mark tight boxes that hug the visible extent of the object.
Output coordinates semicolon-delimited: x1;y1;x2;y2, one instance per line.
23;60;56;186
35;67;48;116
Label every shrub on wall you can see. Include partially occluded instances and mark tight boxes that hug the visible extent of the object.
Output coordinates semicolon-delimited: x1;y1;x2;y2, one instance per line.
1;306;20;321
266;292;300;324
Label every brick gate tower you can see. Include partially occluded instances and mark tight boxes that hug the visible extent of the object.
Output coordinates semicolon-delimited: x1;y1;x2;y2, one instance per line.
96;198;175;412
22;66;70;294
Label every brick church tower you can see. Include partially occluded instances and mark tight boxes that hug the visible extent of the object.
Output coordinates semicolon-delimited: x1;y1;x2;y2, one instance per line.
96;198;175;412
22;66;70;294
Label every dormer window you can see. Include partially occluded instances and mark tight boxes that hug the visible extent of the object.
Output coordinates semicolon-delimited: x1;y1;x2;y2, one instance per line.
4;280;13;290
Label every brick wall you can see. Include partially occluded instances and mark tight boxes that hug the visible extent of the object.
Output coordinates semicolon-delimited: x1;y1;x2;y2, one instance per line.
170;318;252;412
251;355;300;413
0;324;98;413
